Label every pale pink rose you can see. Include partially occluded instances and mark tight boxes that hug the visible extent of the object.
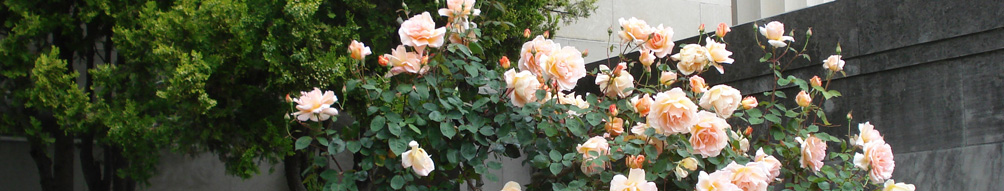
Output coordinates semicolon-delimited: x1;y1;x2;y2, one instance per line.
447;21;478;44
696;171;742;191
704;37;734;74
854;141;895;183
699;85;743;118
291;88;340;122
690;111;731;158
795;90;812;107
630;94;654;117
639;49;656;68
679;157;699;171
852;122;884;148
595;63;635;98
716;22;731;38
385;45;428;77
882;180;915;191
502;181;522;191
690;75;708;93
643;24;675;58
540;46;587;91
741;96;758;110
754;148;782;180
557;92;590;116
647;88;699;135
437;0;480;19
399;12;446;53
659;71;677;85
759;21;794;48
401;141;435;176
672;44;712;75
618;17;652;45
797;135;826;172
518;36;560;76
504;69;541;107
576;136;610;159
721;162;770;191
610;168;658;191
823;55;845;72
348;40;372;61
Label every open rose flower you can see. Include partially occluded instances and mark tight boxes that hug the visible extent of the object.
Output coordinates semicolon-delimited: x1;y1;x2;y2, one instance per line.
696;171;741;191
699;85;742;118
518;35;560;76
577;136;610;159
852;122;884;148
618;17;652;45
823;55;845;72
504;69;541;107
595;63;635;98
721;162;770;191
797;135;826;172
648;88;699;135
630;94;654;117
705;37;734;74
291;88;340;122
348;40;372;61
854;141;895;183
502;181;522;191
690;75;708;93
672;44;712;75
605;117;625;136
690;111;731;158
399;12;446;53
401;141;435;176
610;168;658;191
643;24;675;58
540;46;587;91
557;92;590;115
660;71;677;85
759;21;795;48
882;180;915;191
755;148;782;180
438;0;480;20
385;45;428;77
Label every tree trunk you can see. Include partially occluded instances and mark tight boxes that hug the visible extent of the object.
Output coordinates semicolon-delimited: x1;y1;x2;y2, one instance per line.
80;132;110;191
29;136;55;191
53;128;75;191
284;152;308;191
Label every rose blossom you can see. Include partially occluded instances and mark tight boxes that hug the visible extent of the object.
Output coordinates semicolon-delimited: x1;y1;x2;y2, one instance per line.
647;88;699;135
721;162;770;191
699;85;743;118
625;155;646;169
348;40;372;61
504;69;541;107
399;12;446;53
823;55;845;72
499;56;511;69
795;90;812;107
401;141;435;176
618;17;652;45
741;96;758;110
672;44;712;75
437;0;480;20
810;75;822;87
385;45;428;77
690;75;708;93
882;180;915;191
595;63;635;98
630;94;654;117
643;24;675;58
447;21;478;44
605;117;625;136
518;35;560;76
501;181;522;191
696;171;742;191
759;21;795;48
690;111;731;158
716;22;731;38
755;148;782;180
577;136;610;159
852;122;884;148
854;141;895;183
557;92;590;115
291;88;340;122
610;168;658;191
797;135;826;172
639;49;656;68
540;46;587;91
705;37;734;74
660;71;678;85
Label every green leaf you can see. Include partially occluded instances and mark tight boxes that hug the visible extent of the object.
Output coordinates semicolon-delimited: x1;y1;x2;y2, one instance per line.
408;124;422;134
347;141;361;153
440;123;456;138
764;114;781;124
777;77;791;86
807;125;819;133
818;182;831;190
549;163;563;175
469;42;484;54
759;53;773;63
389;139;408;155
461;144;477;160
295;137;313;150
539;122;557;137
478;126;495;136
329;138;345;154
317;138;329;147
389;123;403;136
549;150;561;162
370;116;386;132
391;175;405;189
